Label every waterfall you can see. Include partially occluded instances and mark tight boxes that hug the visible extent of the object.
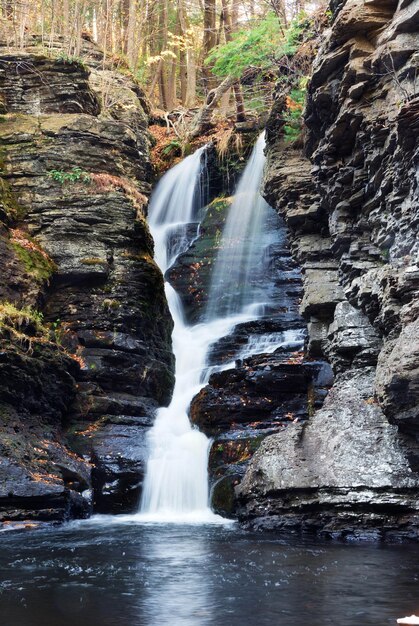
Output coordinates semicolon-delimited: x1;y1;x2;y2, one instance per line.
138;132;282;523
146;146;208;274
207;132;272;320
138;147;232;522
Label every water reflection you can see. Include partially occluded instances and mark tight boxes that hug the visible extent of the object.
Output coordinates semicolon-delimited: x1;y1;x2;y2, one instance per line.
0;523;419;626
138;528;213;625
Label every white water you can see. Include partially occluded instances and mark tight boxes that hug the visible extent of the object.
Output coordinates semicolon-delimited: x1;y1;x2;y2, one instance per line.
145;146;208;274
138;132;298;523
138;147;233;523
237;328;306;360
207;132;273;320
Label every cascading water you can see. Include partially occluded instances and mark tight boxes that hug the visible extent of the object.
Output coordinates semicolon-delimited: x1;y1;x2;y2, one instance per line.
138;131;294;523
207;132;273;320
138;146;238;522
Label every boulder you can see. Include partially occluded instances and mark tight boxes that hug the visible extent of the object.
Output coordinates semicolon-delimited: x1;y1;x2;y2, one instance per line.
237;368;419;539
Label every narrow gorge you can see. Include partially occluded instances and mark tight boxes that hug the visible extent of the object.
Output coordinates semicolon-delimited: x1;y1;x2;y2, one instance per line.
0;0;419;624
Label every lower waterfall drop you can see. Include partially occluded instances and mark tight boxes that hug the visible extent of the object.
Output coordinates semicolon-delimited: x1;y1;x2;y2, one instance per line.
139;132;275;522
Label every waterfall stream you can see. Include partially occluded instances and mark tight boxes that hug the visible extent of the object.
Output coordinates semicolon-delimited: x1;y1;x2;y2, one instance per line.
207;133;273;320
138;132;294;522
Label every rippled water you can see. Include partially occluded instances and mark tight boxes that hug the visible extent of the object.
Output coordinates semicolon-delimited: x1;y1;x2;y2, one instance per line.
1;521;419;626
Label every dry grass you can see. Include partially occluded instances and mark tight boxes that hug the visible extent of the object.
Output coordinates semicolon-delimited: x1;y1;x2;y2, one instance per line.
90;173;148;217
0;301;87;368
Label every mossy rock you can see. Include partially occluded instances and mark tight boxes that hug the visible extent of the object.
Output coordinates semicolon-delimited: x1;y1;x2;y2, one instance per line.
0;301;49;341
167;196;232;323
211;474;241;517
80;257;108;266
10;238;56;282
0;178;25;222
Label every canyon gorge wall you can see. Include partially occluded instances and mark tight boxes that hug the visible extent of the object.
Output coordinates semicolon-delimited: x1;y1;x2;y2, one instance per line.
0;37;175;522
0;0;418;538
238;0;419;539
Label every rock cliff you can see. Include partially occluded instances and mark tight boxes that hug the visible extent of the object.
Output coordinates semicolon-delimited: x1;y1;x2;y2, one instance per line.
237;0;419;539
0;39;174;523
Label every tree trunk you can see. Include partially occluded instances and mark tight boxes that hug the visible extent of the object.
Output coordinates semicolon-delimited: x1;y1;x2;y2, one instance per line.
233;82;246;121
202;0;217;92
157;0;169;109
167;24;178;112
178;0;196;108
222;0;246;123
189;74;236;138
271;0;287;27
179;8;187;105
126;0;137;68
62;0;70;43
185;50;197;107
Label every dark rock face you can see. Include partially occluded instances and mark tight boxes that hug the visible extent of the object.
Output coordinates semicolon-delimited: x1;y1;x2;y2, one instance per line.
195;352;332;517
240;0;419;537
167;197;231;323
0;343;91;523
191;355;330;436
0;46;174;521
237;369;419;541
0;53;100;115
69;412;155;514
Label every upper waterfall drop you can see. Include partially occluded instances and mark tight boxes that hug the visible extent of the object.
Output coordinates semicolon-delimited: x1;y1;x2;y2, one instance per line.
149;145;208;273
207;132;272;320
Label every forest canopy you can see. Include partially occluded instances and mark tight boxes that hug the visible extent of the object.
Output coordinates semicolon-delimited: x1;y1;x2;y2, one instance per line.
2;0;325;114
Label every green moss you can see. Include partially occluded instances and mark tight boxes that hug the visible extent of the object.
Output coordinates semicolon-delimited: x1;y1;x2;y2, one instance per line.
207;196;231;216
102;299;120;310
211;476;237;516
0;178;25;221
381;248;390;262
48;167;91;185
54;53;88;71
11;239;57;281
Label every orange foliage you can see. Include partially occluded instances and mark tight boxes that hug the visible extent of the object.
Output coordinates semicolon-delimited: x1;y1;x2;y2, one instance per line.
10;229;52;262
90;173;148;215
285;95;303;111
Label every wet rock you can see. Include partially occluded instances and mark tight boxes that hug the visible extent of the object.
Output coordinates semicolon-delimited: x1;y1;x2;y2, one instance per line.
209;428;281;516
167;197;231;322
258;0;419;537
191;355;320;436
300;267;344;319
326;301;382;371
82;415;154;514
0;344;91;523
237;369;419;538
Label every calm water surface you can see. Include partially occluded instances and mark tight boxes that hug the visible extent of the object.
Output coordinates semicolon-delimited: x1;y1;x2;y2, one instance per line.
0;519;418;626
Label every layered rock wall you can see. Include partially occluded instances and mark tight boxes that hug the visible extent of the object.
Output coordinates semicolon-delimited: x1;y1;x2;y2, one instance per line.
238;0;419;538
0;41;174;522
